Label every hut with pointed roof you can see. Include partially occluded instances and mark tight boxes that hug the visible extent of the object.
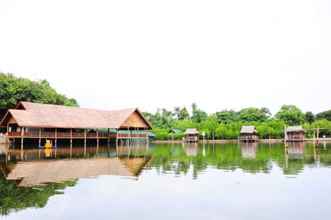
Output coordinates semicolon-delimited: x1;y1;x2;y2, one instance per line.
184;128;199;143
285;126;305;142
240;126;258;142
0;102;152;149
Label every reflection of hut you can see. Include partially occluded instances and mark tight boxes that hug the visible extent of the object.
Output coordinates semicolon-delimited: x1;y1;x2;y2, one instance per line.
184;128;199;143
183;143;198;156
287;142;304;159
6;157;150;187
240;126;258;142
240;142;257;159
286;126;305;142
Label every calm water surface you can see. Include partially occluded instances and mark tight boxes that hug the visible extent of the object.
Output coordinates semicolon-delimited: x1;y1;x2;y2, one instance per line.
1;142;331;220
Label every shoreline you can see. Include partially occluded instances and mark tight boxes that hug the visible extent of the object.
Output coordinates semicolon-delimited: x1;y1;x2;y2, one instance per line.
152;138;331;144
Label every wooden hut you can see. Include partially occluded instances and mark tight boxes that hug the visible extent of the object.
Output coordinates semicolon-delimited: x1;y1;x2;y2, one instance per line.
285;126;305;142
184;128;199;143
240;126;258;142
0;102;152;149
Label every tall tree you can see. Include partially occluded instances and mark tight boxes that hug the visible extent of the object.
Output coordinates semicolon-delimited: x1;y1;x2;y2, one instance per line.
275;105;305;125
215;110;238;124
191;103;207;123
0;73;78;108
316;110;331;121
305;111;315;124
238;107;271;122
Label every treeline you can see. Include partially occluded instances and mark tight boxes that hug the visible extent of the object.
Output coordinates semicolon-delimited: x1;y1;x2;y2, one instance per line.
143;104;331;140
0;73;78;109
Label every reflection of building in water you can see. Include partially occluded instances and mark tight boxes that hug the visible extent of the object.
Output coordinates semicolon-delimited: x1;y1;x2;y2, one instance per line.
183;143;198;156
6;156;150;187
287;142;304;159
240;142;257;159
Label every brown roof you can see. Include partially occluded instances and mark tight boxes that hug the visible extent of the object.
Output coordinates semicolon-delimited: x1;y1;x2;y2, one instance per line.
0;102;151;129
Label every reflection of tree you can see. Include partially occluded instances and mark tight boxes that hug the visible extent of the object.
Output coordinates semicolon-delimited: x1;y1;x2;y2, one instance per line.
0;171;76;216
148;143;331;178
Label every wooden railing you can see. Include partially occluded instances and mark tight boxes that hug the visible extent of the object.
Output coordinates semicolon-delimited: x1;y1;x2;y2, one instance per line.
7;131;148;139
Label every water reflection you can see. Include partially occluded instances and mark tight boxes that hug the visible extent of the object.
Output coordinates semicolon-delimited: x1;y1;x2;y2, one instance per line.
1;142;331;217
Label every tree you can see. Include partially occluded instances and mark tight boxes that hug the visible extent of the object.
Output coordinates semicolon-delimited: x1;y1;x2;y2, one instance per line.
238;107;271;122
200;115;218;139
0;73;78;109
275;105;305;126
305;111;315;124
174;107;190;120
215;110;238;124
316;110;331;121
191;103;207;123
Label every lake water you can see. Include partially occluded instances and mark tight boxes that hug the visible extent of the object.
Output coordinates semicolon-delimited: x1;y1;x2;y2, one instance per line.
1;142;331;220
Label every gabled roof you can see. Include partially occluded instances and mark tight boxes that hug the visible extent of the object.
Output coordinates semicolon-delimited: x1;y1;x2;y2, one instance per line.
286;126;304;133
0;102;152;129
240;126;257;134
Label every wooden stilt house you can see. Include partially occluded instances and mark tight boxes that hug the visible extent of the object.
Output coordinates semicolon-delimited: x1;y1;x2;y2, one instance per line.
240;126;258;142
184;128;199;143
285;126;305;142
0;102;152;149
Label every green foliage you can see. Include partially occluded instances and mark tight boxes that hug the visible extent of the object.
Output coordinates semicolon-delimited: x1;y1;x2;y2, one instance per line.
238;107;271;122
146;103;331;140
174;107;190;120
305;111;315;124
191;103;207;123
275;105;305;126
0;73;78;109
0;175;76;215
316;110;331;121
215;110;238;124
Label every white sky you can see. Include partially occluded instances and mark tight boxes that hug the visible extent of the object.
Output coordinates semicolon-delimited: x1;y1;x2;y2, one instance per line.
0;0;330;114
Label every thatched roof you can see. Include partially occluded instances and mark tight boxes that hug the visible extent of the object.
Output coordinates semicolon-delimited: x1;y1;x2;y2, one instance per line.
286;126;304;133
184;128;199;135
240;126;257;134
0;102;151;129
6;157;150;187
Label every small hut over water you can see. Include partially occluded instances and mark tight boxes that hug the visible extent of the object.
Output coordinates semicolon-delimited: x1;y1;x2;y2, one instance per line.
240;126;258;142
285;126;305;142
184;128;199;143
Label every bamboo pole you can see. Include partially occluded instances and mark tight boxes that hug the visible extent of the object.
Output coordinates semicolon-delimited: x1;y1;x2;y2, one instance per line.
96;129;99;150
55;128;57;148
84;129;87;156
20;127;24;160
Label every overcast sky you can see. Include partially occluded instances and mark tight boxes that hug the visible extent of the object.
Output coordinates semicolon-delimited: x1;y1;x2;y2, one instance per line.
0;0;330;114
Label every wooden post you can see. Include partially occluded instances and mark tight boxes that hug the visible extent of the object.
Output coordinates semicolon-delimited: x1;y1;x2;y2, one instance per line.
70;128;73;150
96;129;99;150
316;128;320;144
107;128;110;147
38;128;42;148
55;128;57;148
84;129;87;156
284;126;287;144
21;127;24;160
116;129;119;156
